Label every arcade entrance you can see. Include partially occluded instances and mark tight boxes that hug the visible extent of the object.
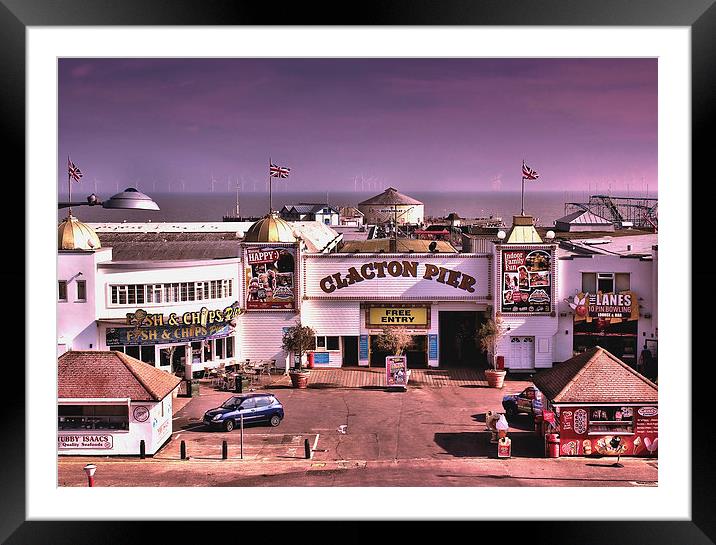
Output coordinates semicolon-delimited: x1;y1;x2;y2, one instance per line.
438;311;487;368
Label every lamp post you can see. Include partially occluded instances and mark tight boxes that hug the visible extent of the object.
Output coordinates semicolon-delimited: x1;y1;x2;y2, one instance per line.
83;464;97;487
59;187;160;211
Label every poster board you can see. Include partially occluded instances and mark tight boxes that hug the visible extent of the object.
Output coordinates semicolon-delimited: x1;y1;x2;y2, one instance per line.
385;355;408;389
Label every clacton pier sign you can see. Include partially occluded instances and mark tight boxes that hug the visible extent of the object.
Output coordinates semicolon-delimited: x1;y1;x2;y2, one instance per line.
303;255;491;301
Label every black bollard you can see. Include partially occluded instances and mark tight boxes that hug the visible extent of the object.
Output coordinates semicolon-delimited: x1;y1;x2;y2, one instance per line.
304;438;312;459
180;440;186;460
235;375;243;393
222;440;228;460
186;379;193;398
139;440;146;459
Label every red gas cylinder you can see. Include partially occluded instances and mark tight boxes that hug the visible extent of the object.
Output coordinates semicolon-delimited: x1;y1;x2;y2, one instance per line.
546;433;560;458
496;356;505;370
307;352;315;369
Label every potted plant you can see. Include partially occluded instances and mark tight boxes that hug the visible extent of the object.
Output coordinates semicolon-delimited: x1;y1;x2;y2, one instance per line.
478;315;507;388
373;327;413;361
282;320;316;388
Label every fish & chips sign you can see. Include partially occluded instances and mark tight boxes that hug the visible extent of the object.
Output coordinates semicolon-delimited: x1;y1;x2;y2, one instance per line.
106;304;244;346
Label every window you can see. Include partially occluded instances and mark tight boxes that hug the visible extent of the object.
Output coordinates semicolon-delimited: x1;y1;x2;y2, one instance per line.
203;340;212;361
226;336;234;358
110;279;233;306
215;337;224;359
58;404;129;431
582;272;629;294
76;280;87;301
316;336;339;351
615;273;630;291
58;281;68;302
255;396;271;408
239;398;256;410
588;406;635;435
597;273;614;293
147;284;163;303
125;345;140;359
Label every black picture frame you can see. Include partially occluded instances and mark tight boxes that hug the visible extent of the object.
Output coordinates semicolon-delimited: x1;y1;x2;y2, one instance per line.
4;1;710;543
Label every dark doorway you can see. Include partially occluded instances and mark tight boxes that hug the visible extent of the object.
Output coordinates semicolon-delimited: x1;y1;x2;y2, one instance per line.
342;336;359;366
439;311;487;368
369;334;428;368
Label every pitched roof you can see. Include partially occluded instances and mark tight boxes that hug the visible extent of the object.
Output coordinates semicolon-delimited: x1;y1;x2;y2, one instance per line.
281;203;338;215
532;346;657;404
555;210;612;225
358;187;423;206
338;239;457;253
58;351;182;401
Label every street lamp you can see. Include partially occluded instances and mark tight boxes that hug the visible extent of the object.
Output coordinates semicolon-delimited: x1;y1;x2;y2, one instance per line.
83;463;97;487
59;187;160;211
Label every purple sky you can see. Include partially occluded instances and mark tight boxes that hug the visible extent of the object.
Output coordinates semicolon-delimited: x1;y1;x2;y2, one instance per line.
58;58;657;195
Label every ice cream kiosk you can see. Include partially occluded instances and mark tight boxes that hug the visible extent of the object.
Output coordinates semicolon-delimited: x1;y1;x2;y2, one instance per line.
532;346;658;457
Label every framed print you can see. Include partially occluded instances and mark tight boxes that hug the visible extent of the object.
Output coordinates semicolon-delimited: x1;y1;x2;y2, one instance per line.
6;0;711;543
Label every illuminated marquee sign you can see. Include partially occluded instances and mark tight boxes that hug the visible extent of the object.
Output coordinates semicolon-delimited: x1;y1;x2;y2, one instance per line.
569;291;639;322
319;260;477;294
107;304;243;346
126;304;243;328
367;306;429;327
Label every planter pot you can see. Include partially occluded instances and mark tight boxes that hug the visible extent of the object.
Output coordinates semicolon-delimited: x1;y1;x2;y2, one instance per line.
485;369;507;388
289;370;310;389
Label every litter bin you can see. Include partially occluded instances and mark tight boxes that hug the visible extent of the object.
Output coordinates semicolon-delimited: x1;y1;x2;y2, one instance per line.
190;380;200;397
497;436;512;458
546;433;560;458
234;374;250;393
307;352;315;369
496;355;505;370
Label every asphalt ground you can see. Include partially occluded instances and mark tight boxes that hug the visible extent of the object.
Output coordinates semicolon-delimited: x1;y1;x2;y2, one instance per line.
58;377;658;487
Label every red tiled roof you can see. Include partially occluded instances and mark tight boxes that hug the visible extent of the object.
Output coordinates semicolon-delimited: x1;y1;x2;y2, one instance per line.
532;346;657;404
58;351;182;401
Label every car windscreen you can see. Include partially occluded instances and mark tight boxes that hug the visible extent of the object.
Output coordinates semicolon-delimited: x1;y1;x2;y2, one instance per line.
221;397;239;408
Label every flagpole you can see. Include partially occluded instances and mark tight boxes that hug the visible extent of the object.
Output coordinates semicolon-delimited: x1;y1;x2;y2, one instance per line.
521;176;525;216
269;157;272;214
67;155;72;217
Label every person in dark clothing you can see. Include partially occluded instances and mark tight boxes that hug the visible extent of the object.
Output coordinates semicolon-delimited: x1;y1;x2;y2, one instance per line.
639;346;657;382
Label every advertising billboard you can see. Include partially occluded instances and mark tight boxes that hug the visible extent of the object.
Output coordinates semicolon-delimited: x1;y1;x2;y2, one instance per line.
244;245;296;310
500;247;554;314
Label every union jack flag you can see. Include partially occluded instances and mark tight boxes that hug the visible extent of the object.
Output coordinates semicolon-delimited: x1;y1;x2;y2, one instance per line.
270;163;290;178
522;161;539;180
68;158;83;182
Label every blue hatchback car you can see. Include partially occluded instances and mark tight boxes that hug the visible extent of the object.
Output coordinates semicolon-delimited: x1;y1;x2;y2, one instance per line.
203;393;284;431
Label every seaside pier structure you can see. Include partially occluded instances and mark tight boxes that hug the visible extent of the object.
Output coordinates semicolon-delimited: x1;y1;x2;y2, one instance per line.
57;208;657;376
563;195;658;230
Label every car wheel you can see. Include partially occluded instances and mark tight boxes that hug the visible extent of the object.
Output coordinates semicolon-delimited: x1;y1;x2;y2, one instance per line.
224;419;234;432
269;414;281;427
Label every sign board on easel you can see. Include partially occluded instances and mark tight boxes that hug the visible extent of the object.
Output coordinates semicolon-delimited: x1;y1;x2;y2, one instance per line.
386;355;408;390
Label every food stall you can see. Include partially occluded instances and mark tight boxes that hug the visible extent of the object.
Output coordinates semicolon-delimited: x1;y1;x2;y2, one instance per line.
58;350;181;456
532;346;658;457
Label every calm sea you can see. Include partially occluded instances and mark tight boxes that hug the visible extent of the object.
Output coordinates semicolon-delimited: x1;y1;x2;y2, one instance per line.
60;190;657;227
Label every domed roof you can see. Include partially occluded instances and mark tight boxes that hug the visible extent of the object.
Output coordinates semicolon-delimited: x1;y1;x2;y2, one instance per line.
243;213;297;243
58;214;102;250
358;187;422;206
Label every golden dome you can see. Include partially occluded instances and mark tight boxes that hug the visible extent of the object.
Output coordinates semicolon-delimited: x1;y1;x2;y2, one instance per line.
244;213;297;243
58;214;102;250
